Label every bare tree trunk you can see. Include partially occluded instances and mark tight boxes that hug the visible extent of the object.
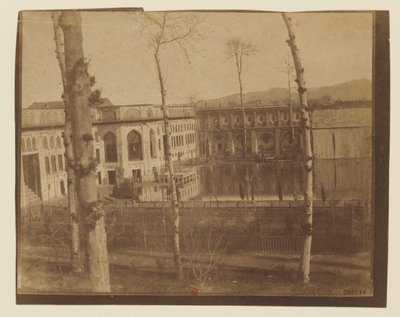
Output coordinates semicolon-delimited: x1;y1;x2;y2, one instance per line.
154;52;183;280
59;11;110;292
51;11;82;272
235;56;247;158
288;71;295;141
282;13;314;284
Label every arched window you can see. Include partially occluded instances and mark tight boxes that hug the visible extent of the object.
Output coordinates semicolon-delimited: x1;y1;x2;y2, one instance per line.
233;134;251;156
43;136;49;149
21;138;26;152
60;180;66;195
39;113;46;125
26;138;32;152
32;137;37;151
125;108;141;120
102;110;116;121
213;134;227;156
104;132;118;163
257;133;275;154
149;129;157;158
50;136;55;149
280;112;289;125
127;130;142;161
280;131;301;154
45;112;52;126
95;131;99;143
56;136;62;148
28;112;35;126
58;112;64;123
51;112;58;125
269;113;278;126
257;114;266;126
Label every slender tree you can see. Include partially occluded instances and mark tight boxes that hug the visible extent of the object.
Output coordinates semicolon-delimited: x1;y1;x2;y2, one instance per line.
278;55;296;141
51;11;82;273
225;39;255;158
59;11;110;291
282;13;314;283
137;12;203;280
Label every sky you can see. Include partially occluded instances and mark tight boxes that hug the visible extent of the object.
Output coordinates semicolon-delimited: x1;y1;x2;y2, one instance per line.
21;11;372;107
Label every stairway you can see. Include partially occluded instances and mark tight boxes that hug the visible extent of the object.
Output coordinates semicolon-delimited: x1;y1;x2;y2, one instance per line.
21;183;42;208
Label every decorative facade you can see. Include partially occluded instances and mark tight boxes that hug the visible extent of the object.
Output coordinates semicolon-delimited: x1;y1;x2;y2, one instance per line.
20;98;372;206
20;99;199;206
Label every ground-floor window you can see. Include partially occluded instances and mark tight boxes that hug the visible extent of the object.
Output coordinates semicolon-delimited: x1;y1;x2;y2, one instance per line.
60;180;65;195
96;148;101;163
51;155;57;173
58;154;63;171
108;170;116;185
132;169;142;183
45;156;50;174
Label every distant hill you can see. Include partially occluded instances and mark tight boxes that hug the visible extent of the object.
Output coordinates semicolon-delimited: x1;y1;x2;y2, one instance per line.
198;79;372;108
308;79;372;102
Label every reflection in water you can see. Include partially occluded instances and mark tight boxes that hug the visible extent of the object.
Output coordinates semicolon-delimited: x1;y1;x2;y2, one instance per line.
197;159;371;202
125;159;371;202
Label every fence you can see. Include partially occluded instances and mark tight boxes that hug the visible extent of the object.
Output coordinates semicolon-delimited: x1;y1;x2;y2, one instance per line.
19;200;371;255
109;199;365;209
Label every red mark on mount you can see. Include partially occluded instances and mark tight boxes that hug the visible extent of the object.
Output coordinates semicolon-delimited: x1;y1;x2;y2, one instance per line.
191;287;198;296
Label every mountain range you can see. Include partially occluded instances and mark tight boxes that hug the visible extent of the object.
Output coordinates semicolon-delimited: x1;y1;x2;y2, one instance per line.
197;79;372;108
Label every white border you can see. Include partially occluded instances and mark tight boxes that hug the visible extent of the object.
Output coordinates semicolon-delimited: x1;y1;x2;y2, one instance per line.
1;1;399;316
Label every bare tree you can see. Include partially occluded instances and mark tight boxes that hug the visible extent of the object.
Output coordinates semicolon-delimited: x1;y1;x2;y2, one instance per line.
51;11;82;273
282;13;314;284
278;55;296;140
183;221;228;292
59;11;110;291
136;11;203;280
225;39;255;158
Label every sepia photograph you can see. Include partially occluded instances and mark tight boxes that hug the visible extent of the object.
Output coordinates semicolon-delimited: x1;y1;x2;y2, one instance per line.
15;8;389;306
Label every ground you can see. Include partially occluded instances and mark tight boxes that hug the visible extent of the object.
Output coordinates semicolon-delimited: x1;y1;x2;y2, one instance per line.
17;245;372;296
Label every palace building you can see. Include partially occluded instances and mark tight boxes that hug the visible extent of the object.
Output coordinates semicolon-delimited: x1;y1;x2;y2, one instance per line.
20;99;199;207
195;101;372;201
20;98;372;207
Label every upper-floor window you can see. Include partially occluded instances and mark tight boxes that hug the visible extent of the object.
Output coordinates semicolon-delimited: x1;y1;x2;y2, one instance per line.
102;110;116;121
51;155;57;173
104;132;118;162
127;130;142;161
50;136;55;149
32;137;37;151
43;136;49;150
56;136;62;148
96;148;101;163
150;129;157;159
26;138;32;152
45;157;50;174
28;112;35;126
58;154;64;171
